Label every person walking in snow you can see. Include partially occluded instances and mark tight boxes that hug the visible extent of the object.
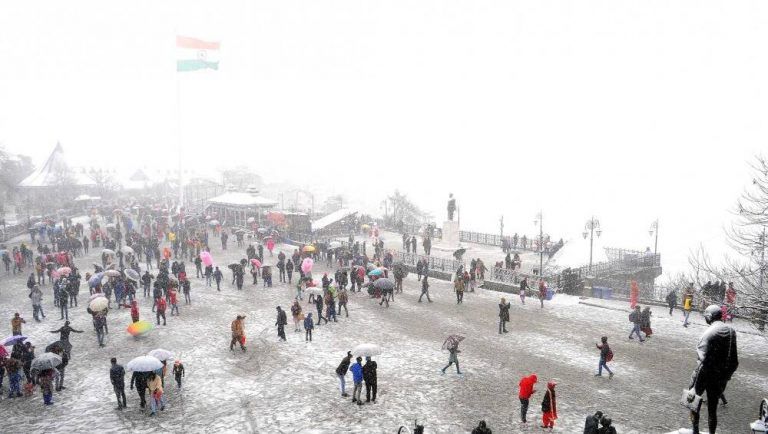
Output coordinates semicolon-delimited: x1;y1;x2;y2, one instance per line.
350;356;364;405
314;294;328;325
335;351;352;397
303;312;314;342
519;277;528;305
498;297;511;334
628;306;644;342
212;266;222;290
173;360;185;389
337;288;349;317
540;380;558;430
518;373;538;424
595;336;614;378
230;315;246;352
11;312;26;336
640;306;653;338
275;306;287;341
441;347;461;375
29;285;45;322
130;370;148;409
291;300;302;332
538;279;547;309
110;357;127;410
418;276;432;303
155;297;167;326
454;276;465;304
666;288;677;316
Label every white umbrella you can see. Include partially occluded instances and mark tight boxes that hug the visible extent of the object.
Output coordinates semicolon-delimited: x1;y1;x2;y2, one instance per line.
104;269;120;277
31;352;62;371
126;355;163;372
89;297;109;311
102;249;115;255
352;343;382;357
306;287;323;295
147;348;174;361
125;269;140;282
208;220;220;226
120;246;134;255
329;241;343;249
89;293;108;302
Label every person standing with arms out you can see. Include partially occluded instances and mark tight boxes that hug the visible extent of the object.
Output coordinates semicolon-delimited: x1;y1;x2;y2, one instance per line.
595;336;614;378
230;315;246;352
349;356;364;405
686;305;739;434
666;288;678;316
683;284;694;327
335;351;352;398
518;373;538;424
363;356;378;403
110;357;127;410
540;380;558;430
275;306;287;341
418;276;432;303
498;297;510;334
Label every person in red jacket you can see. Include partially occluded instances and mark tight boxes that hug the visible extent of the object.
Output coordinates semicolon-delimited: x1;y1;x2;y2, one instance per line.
130;300;140;323
156;297;167;326
541;380;557;429
518;373;538;423
169;289;179;316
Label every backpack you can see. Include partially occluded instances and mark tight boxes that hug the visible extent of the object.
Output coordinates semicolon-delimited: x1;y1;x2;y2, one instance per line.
606;349;614;362
628;312;636;322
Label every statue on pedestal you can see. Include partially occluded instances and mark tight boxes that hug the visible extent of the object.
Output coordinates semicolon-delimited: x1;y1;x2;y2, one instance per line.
447;194;456;221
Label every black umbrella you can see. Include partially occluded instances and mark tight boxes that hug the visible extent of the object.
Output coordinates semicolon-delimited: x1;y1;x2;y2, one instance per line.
453;248;466;260
46;340;72;355
373;278;395;290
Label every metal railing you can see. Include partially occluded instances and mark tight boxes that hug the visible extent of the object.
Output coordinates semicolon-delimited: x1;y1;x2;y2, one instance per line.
459;231;549;253
570;254;661;279
393;251;464;273
485;267;545;285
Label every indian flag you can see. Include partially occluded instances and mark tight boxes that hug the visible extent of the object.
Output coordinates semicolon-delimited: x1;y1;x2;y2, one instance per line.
177;36;220;72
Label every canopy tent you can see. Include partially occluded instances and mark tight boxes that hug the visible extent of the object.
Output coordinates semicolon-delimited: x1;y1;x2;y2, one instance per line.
18;142;96;188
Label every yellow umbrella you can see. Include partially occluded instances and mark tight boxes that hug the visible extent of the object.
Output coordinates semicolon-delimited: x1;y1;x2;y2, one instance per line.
361;224;371;229
302;245;316;253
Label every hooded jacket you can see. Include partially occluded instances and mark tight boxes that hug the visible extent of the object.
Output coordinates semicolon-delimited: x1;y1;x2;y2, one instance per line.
541;381;557;416
690;321;738;394
518;374;538;399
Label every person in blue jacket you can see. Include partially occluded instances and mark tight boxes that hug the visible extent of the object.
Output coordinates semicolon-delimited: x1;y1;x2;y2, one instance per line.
304;312;314;342
349;356;364;405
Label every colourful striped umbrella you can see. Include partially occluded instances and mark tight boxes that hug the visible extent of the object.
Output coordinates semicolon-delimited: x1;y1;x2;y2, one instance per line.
127;320;154;337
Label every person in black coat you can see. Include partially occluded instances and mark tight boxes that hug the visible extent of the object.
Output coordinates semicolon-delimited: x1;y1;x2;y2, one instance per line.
130;370;148;408
583;411;603;434
335;351;352;397
363;357;378;403
110;357;127;409
498;298;511;334
666;289;677;316
314;295;327;325
275;306;287;341
687;305;739;434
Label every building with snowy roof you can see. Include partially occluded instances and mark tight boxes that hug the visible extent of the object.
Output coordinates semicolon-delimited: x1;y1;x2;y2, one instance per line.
205;189;278;227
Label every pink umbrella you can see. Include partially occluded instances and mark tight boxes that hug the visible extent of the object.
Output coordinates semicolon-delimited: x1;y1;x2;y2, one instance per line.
200;251;213;267
57;267;72;276
301;258;314;274
250;258;262;268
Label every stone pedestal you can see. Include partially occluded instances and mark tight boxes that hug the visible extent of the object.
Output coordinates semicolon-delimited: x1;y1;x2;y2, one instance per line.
442;220;460;247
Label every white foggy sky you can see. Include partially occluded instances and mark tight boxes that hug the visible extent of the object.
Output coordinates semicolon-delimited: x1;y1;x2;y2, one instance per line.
1;1;767;275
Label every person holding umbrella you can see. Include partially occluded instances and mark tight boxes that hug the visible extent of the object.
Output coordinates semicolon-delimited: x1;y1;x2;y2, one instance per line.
110;357;127;410
441;335;464;375
363;356;378;403
38;368;57;405
130;370;149;409
147;371;165;416
275;306;287;341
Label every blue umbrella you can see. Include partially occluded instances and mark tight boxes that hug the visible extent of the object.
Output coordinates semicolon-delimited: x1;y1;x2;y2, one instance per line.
368;268;384;277
2;335;27;346
88;272;104;287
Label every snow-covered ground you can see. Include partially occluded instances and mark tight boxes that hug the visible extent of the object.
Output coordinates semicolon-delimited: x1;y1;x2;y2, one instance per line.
0;232;766;433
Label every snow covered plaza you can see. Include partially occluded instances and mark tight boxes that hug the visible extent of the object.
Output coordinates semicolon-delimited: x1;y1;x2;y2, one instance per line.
0;220;766;433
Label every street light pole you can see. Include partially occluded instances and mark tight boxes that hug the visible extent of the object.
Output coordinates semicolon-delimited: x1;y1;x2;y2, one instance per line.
534;211;543;276
583;217;601;274
649;219;659;256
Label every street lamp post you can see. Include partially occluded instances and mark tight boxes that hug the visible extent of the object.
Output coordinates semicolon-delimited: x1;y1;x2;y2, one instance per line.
534;211;543;276
583;217;602;274
649;219;659;256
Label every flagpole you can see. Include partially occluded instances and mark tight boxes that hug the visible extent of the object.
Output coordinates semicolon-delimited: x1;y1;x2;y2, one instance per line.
176;33;184;214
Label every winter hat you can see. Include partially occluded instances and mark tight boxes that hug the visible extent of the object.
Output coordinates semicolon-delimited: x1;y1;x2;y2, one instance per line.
547;380;557;388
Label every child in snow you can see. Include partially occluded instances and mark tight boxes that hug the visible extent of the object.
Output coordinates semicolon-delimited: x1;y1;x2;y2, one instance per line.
595;336;613;378
173;360;185;388
304;312;314;342
540;381;557;430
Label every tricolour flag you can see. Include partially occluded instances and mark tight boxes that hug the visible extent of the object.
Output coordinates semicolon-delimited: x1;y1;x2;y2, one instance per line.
176;36;220;72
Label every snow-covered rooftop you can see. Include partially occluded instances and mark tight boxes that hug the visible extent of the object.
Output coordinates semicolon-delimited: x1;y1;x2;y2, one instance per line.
207;192;278;208
311;208;357;232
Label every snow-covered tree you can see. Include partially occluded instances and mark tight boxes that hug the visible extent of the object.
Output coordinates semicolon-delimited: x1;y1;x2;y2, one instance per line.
689;156;768;332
